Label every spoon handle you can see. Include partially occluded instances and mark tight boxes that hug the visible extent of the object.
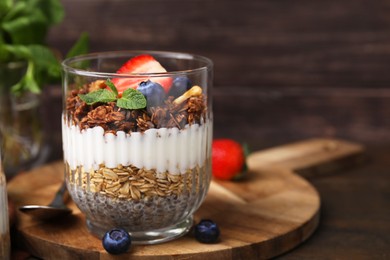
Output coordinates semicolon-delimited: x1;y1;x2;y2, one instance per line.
48;181;68;208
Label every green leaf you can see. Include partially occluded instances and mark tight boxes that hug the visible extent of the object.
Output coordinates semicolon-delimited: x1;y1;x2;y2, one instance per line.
0;0;12;18
231;142;251;181
35;0;64;24
105;79;118;97
75;79;146;109
78;89;117;105
3;44;31;59
1;0;64;45
242;142;251;158
0;0;85;97
27;45;61;79
4;44;61;89
4;0;63;25
2;45;37;95
65;32;89;59
2;1;27;21
0;43;12;61
11;61;40;95
2;9;48;44
117;88;147;109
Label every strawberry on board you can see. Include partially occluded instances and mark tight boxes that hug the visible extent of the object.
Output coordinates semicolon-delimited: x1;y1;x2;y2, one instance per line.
212;139;247;180
111;54;173;94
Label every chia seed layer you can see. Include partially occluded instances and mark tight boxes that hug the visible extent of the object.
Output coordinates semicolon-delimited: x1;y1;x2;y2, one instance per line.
65;162;210;231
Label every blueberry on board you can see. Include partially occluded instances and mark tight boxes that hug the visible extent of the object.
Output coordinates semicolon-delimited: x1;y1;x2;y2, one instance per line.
102;228;132;255
137;80;166;107
168;76;192;98
194;219;220;243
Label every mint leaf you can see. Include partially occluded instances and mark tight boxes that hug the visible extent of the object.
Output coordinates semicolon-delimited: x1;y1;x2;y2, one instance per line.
77;79;146;109
2;7;48;44
1;0;88;96
117;88;147;109
11;61;40;94
36;0;64;25
4;44;61;94
2;1;28;21
28;45;61;79
0;0;12;18
65;32;89;59
105;79;118;97
78;89;117;105
3;44;31;59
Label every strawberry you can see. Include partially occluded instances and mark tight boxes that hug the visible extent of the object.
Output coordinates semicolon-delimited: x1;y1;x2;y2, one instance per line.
212;139;246;180
111;54;173;94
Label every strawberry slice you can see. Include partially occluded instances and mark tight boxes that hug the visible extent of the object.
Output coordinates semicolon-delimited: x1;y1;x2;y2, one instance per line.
111;54;173;94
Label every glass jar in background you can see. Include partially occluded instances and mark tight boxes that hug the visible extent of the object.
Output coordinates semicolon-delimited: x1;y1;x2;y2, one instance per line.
0;61;44;179
62;51;213;244
0;144;11;260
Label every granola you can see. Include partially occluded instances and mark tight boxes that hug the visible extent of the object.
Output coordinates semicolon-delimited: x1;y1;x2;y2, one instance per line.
65;82;207;134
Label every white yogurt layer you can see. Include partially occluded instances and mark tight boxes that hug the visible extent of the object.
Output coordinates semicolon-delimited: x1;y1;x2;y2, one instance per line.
62;115;212;175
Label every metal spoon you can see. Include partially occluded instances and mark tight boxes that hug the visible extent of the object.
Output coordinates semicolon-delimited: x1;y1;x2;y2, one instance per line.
19;181;72;220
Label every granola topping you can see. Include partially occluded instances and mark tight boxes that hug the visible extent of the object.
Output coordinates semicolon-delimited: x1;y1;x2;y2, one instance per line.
65;82;207;134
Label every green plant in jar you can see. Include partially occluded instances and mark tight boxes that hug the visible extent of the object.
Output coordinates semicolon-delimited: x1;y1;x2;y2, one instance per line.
0;0;89;177
0;0;89;94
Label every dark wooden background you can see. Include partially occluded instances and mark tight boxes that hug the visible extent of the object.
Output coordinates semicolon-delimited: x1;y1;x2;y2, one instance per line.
42;0;390;161
13;1;390;259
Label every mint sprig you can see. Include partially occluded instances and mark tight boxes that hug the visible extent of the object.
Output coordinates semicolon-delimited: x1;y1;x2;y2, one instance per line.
78;89;116;104
105;78;118;96
0;0;89;96
117;88;147;109
78;79;147;110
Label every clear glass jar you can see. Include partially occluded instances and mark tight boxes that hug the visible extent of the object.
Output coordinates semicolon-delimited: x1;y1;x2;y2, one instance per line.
61;51;213;244
0;144;11;259
0;62;44;178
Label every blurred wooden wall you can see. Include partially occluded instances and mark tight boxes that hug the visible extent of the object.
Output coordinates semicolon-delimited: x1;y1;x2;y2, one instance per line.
43;0;390;160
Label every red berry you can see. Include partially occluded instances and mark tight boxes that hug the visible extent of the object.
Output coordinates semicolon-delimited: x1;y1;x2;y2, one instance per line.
111;54;173;94
212;139;245;180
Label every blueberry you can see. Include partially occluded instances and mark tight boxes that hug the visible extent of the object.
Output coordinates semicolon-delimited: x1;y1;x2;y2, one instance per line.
102;228;132;255
194;219;220;243
168;76;192;98
137;80;166;107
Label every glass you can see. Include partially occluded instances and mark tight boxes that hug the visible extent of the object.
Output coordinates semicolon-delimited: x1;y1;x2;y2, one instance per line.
0;144;11;260
61;51;213;244
0;62;44;178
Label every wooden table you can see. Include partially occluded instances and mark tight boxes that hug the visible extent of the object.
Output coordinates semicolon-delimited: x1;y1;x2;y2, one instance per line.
8;144;389;259
277;145;390;259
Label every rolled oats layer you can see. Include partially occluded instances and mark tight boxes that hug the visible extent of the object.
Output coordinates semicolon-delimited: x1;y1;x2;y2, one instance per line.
66;161;211;230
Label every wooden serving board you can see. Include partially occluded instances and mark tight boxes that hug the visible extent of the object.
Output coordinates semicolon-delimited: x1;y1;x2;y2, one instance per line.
7;138;364;259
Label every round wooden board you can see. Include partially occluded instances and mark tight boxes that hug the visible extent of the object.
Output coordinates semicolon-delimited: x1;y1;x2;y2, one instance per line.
9;138;362;259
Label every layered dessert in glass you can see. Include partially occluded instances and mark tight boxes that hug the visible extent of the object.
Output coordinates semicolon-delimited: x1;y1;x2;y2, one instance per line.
61;51;213;244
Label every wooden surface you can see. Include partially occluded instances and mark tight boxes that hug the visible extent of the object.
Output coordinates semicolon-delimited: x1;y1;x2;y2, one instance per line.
7;138;363;259
276;145;390;260
49;0;390;89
